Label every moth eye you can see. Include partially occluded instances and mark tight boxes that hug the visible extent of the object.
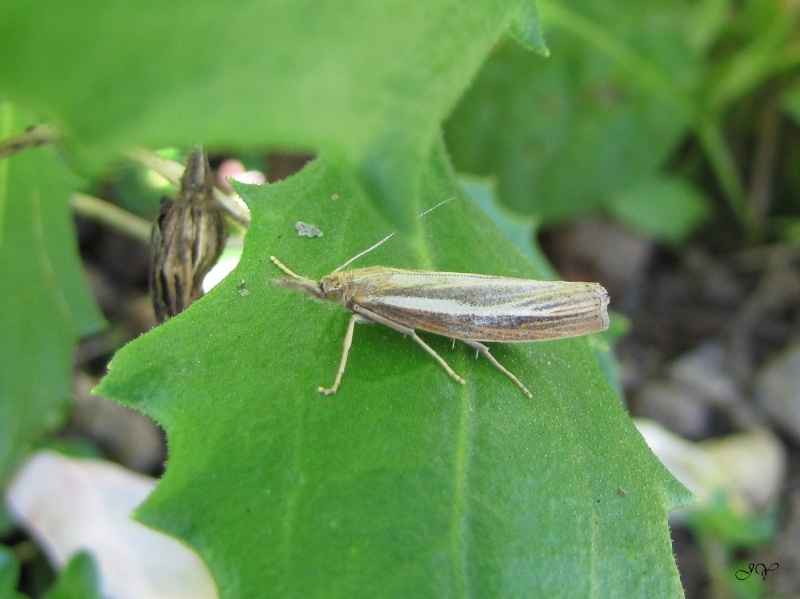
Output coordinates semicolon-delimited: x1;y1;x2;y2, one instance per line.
326;289;343;302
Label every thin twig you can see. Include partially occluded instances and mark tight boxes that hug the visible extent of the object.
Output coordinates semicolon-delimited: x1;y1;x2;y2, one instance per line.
0;123;61;159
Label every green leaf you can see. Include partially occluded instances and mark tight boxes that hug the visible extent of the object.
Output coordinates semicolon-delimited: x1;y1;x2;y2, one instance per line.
459;175;556;279
0;103;105;483
0;0;543;230
0;545;25;599
43;551;105;599
783;81;800;126
775;217;800;245
687;491;778;549
444;0;701;223
607;176;712;244
96;150;690;598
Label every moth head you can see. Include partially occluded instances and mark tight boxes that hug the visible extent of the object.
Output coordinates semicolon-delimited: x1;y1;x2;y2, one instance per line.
320;273;346;303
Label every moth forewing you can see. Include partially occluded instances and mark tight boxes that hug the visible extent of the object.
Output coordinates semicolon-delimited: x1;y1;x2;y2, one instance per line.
270;256;610;398
342;269;610;342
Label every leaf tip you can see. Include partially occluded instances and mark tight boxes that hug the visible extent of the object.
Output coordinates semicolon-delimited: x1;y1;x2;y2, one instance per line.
509;3;550;57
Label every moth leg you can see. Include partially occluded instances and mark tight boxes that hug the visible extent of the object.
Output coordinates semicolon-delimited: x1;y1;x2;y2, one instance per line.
318;313;370;395
353;305;466;386
463;340;533;399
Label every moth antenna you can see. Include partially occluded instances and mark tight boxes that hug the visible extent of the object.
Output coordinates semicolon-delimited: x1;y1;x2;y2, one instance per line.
333;196;457;272
417;196;456;219
270;256;306;280
334;232;396;272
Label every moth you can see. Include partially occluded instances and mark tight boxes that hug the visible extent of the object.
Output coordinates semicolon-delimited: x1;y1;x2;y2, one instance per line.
270;206;609;398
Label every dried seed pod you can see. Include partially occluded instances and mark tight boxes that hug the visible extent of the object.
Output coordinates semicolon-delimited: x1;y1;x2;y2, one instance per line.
150;148;227;322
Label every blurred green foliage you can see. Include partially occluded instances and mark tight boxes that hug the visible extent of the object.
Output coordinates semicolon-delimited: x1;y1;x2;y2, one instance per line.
3;0;797;596
445;0;800;241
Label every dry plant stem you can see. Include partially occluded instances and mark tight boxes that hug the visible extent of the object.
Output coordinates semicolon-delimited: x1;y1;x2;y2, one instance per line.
70;192;152;243
149;147;228;322
748;90;780;225
0;123;61;159
128;149;251;227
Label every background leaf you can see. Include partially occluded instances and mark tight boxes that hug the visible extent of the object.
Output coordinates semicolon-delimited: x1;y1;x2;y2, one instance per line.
43;551;104;599
784;81;800;126
607;176;712;245
96;151;689;598
459;175;555;278
0;0;543;230
0;104;104;483
0;545;26;599
444;0;702;224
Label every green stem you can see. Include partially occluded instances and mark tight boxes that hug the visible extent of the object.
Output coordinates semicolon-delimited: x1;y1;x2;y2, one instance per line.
70;192;153;243
709;36;800;113
696;120;752;234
